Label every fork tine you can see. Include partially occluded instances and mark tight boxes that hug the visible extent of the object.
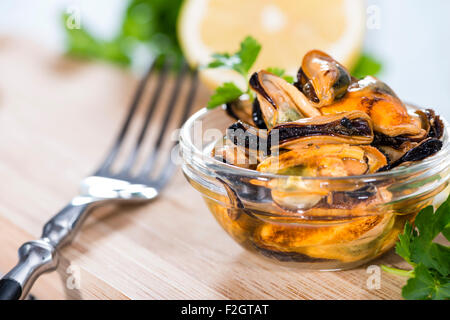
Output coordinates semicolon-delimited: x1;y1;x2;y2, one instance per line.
119;59;171;174
95;58;158;175
152;69;198;188
139;61;190;176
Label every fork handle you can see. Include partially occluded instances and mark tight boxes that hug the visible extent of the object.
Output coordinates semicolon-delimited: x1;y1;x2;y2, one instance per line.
0;199;98;300
0;279;22;300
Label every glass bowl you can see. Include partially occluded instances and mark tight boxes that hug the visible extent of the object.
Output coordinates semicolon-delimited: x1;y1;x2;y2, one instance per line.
179;106;450;270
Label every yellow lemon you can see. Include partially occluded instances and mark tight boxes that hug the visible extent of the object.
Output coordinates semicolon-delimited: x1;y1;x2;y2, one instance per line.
178;0;365;89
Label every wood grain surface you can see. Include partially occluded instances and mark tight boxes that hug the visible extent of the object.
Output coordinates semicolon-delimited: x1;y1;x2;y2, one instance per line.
0;37;412;300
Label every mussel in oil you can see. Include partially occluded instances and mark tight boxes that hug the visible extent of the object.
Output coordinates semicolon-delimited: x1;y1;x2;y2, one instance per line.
320;76;426;138
257;144;387;177
249;70;320;129
295;50;351;107
379;138;443;171
269;111;374;151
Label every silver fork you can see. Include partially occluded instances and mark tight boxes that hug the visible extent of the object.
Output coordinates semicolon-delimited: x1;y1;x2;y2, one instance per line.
0;57;198;300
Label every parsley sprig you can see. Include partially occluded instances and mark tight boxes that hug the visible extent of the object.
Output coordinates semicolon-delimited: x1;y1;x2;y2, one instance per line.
206;36;297;109
206;36;261;109
207;36;261;78
382;194;450;300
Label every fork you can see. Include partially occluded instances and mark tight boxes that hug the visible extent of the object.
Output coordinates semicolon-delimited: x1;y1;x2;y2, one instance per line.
0;57;198;300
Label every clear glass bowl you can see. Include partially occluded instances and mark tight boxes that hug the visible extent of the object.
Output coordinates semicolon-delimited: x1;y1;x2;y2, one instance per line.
179;106;450;270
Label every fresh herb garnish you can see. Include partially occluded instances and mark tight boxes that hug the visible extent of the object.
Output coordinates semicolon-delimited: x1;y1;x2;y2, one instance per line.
351;53;382;79
206;36;261;109
266;67;294;83
208;36;261;77
207;82;244;109
206;36;294;109
382;194;450;300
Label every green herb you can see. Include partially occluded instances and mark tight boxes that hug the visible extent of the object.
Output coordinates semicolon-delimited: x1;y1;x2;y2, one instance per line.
62;0;183;67
205;36;261;109
351;53;383;79
207;82;244;109
382;194;450;300
206;36;293;109
207;36;261;77
266;67;294;83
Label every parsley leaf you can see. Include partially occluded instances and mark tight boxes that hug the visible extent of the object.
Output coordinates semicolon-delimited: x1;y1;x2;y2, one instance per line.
351;53;382;79
266;67;294;83
208;36;261;77
402;264;450;300
395;222;416;264
382;194;450;300
207;82;244;109
206;37;291;109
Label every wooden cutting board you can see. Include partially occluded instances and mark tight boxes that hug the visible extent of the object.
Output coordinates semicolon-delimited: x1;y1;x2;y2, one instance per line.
0;37;411;300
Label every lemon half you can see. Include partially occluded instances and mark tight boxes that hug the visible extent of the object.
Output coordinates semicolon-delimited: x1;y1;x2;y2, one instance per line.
178;0;365;89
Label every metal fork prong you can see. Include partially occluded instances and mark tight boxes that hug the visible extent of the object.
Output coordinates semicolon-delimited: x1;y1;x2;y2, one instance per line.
95;58;157;175
119;60;171;175
153;70;199;188
139;61;190;176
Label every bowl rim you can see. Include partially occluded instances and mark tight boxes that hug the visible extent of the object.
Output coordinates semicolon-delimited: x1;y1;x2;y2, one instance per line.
180;106;450;182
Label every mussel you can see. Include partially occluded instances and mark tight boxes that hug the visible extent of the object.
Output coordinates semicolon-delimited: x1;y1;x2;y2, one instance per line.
379;138;443;171
320;76;426;138
226;121;271;157
249;70;321;129
212;137;255;169
416;108;444;139
295;50;351;107
257;144;387;177
254;211;394;262
372;109;444;166
269;111;374;151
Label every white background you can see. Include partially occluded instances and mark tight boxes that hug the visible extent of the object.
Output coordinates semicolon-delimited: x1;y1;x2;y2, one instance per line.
0;0;449;119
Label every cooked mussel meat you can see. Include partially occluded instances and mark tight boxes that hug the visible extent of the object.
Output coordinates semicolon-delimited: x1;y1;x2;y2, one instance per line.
320;76;426;138
226;121;271;157
249;70;321;129
269;111;374;151
295;50;351;107
257;144;387;177
379;138;443;171
416;108;444;139
212;137;254;169
372;108;444;164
